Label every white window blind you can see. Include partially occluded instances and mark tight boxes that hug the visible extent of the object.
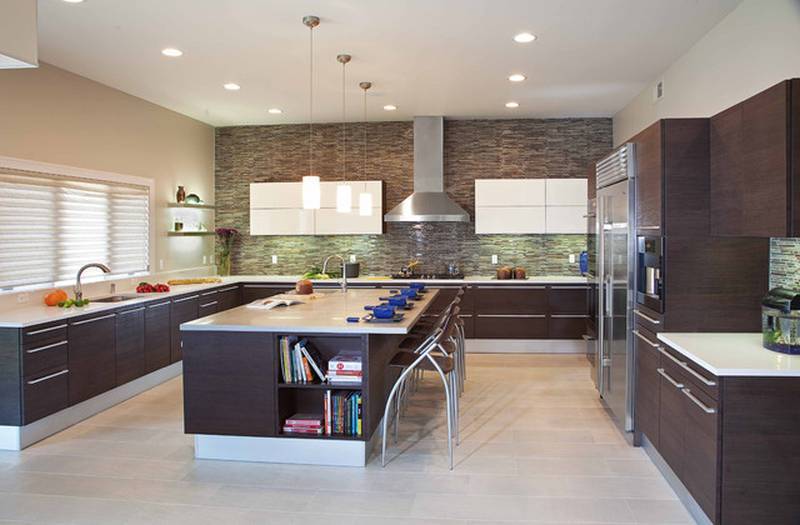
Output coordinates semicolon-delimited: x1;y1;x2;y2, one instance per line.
0;168;150;290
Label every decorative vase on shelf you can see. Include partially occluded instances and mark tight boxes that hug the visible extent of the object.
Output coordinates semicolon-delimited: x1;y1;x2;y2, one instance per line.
176;185;186;204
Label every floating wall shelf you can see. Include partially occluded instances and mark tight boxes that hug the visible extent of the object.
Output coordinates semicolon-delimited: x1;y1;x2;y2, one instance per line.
167;202;216;210
167;231;214;237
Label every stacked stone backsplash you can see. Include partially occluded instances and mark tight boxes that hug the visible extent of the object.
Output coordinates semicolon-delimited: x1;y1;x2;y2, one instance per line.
215;118;612;276
770;238;800;290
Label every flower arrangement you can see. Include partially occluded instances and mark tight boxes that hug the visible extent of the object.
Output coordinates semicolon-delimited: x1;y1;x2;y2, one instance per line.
215;227;239;276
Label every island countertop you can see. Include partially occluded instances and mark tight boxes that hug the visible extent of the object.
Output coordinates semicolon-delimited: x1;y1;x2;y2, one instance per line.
180;288;439;335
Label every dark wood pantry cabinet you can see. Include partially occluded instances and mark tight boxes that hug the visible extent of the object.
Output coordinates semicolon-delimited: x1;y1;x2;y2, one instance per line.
710;78;800;237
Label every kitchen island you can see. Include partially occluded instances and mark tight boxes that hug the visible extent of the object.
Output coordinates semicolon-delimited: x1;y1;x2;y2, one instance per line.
180;287;439;467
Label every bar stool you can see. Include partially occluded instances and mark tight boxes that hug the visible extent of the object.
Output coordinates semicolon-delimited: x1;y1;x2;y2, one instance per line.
381;312;460;470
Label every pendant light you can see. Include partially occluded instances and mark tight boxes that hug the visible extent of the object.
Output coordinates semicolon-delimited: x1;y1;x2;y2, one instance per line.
358;81;373;216
302;15;321;210
335;54;352;213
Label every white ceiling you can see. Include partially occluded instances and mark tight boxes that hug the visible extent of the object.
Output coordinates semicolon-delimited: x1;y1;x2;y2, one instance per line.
37;0;741;127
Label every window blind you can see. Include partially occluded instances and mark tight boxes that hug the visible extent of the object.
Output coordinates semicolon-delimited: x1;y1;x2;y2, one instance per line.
0;168;150;290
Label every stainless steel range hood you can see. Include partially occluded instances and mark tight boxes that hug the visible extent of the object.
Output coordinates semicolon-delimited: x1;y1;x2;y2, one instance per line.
384;117;470;222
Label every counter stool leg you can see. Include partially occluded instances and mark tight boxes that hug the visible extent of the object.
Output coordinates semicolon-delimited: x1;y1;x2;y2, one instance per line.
429;357;454;471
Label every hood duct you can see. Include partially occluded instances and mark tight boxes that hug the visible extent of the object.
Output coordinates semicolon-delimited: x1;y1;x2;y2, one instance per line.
383;116;470;222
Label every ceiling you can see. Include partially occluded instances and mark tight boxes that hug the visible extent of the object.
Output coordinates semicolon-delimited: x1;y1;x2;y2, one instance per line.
37;0;741;127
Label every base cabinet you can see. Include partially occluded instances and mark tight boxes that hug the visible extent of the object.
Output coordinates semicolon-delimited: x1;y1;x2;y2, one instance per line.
241;284;291;303
68;313;117;405
170;295;199;363
115;307;146;385
144;301;171;373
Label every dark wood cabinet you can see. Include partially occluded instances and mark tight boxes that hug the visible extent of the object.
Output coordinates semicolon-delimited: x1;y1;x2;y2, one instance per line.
144;300;171;373
241;284;291;303
633;328;660;449
710;79;800;237
68;312;116;405
170;294;199;363
475;286;548;314
198;290;220;317
657;360;686;479
115;306;146;385
23;367;69;423
629;119;710;236
682;385;719;522
216;285;241;311
475;315;548;339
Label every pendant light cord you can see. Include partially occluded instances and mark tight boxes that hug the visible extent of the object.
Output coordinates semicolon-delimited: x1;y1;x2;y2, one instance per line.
308;25;314;178
363;87;367;181
342;61;346;181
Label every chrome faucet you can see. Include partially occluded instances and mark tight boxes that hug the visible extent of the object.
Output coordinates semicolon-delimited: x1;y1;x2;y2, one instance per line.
74;263;111;301
322;255;348;293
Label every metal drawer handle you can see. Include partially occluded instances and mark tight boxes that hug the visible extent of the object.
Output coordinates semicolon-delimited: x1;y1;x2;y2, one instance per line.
25;324;67;336
201;290;218;296
657;367;684;389
681;365;717;387
119;307;146;315
218;286;239;292
243;284;285;288
480;286;546;290
200;301;218;308
551;286;590;290
477;314;546;318
27;369;69;385
634;310;661;325
551;314;588;319
632;329;659;348
71;313;115;326
682;388;716;414
148;301;171;308
657;346;687;367
26;340;67;354
173;295;199;303
639;226;661;230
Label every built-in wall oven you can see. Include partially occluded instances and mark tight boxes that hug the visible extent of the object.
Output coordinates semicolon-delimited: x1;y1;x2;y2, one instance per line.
636;236;663;313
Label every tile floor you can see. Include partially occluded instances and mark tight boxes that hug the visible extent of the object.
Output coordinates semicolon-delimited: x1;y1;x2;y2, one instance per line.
0;354;696;524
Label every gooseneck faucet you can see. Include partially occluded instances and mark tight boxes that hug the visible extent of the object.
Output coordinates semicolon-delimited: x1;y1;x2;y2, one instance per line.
322;255;348;293
74;263;111;301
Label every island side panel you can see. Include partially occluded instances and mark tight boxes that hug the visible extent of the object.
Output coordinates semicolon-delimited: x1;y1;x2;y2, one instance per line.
364;333;405;441
182;330;276;437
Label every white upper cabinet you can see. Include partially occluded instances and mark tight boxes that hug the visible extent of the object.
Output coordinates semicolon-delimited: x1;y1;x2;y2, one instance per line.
475;179;545;207
249;181;383;236
474;178;587;234
545;179;587;206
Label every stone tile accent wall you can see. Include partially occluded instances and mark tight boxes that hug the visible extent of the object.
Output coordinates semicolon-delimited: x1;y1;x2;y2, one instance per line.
770;238;800;290
215;118;612;276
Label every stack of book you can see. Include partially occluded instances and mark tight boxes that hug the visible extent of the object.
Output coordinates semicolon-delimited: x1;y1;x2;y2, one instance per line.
282;413;323;435
279;337;327;384
324;391;362;437
327;350;362;385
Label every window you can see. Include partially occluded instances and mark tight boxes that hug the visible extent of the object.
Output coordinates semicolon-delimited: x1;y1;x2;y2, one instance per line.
0;166;150;290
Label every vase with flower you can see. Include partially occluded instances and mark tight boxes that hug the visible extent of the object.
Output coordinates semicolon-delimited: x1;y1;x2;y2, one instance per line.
215;227;239;276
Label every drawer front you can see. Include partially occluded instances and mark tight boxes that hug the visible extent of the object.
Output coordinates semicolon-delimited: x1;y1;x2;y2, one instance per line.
633;306;662;334
548;286;589;315
548;315;588;339
22;322;68;348
198;295;219;317
458;314;474;339
681;384;719;522
216;286;241;311
660;343;719;401
116;307;146;386
633;328;661;447
145;301;171;373
657;360;687;479
23;338;68;378
475;315;548;339
23;367;69;424
241;284;291;303
170;295;199;362
475;287;548;315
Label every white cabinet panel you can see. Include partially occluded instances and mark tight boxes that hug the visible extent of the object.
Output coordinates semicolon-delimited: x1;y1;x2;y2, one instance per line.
545;206;587;234
546;179;587;206
475;179;545;207
475;206;546;234
315;208;382;235
319;181;382;209
250;209;315;236
250;182;302;209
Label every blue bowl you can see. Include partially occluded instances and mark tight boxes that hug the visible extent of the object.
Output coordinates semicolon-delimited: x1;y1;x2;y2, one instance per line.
400;288;418;299
388;296;408;307
373;305;396;319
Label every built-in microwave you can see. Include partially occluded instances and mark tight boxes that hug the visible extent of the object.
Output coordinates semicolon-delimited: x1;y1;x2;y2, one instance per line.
637;236;663;313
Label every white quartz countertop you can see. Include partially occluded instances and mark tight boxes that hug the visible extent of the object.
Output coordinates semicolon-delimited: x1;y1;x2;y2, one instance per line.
0;275;587;328
181;288;438;335
657;332;800;377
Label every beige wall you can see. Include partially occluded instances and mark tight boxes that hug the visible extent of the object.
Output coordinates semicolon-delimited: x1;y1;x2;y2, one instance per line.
0;62;215;273
613;0;800;145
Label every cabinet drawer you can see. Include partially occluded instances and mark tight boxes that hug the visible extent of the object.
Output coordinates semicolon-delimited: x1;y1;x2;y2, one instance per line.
634;328;660;447
657;360;687;478
660;343;719;401
681;384;719;522
241;284;291;303
145;301;171;373
458;314;474;339
23;339;68;378
216;286;241;311
548;315;587;339
22;322;68;348
475;287;548;314
633;306;662;334
548;286;589;315
475;315;547;339
23;367;69;424
198;291;219;317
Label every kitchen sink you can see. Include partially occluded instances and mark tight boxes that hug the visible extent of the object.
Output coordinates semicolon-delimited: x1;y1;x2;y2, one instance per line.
92;294;140;303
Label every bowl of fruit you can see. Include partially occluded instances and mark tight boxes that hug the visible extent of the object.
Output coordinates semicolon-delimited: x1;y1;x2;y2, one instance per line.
136;282;170;294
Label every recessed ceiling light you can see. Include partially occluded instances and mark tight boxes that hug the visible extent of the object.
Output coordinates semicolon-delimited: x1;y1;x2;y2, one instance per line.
268;108;283;114
505;102;520;108
508;73;526;82
223;83;241;91
513;32;537;43
383;105;397;111
161;48;183;57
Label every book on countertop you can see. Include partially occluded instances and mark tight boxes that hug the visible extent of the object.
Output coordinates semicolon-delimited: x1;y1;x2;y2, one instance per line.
246;295;305;310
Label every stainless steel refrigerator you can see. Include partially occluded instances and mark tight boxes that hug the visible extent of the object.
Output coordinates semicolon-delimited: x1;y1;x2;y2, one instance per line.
593;144;636;434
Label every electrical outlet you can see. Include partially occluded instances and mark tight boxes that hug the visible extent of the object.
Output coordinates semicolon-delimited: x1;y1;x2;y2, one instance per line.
271;255;278;265
16;293;29;304
159;259;164;270
350;254;357;263
569;254;576;264
491;254;498;265
202;255;207;265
